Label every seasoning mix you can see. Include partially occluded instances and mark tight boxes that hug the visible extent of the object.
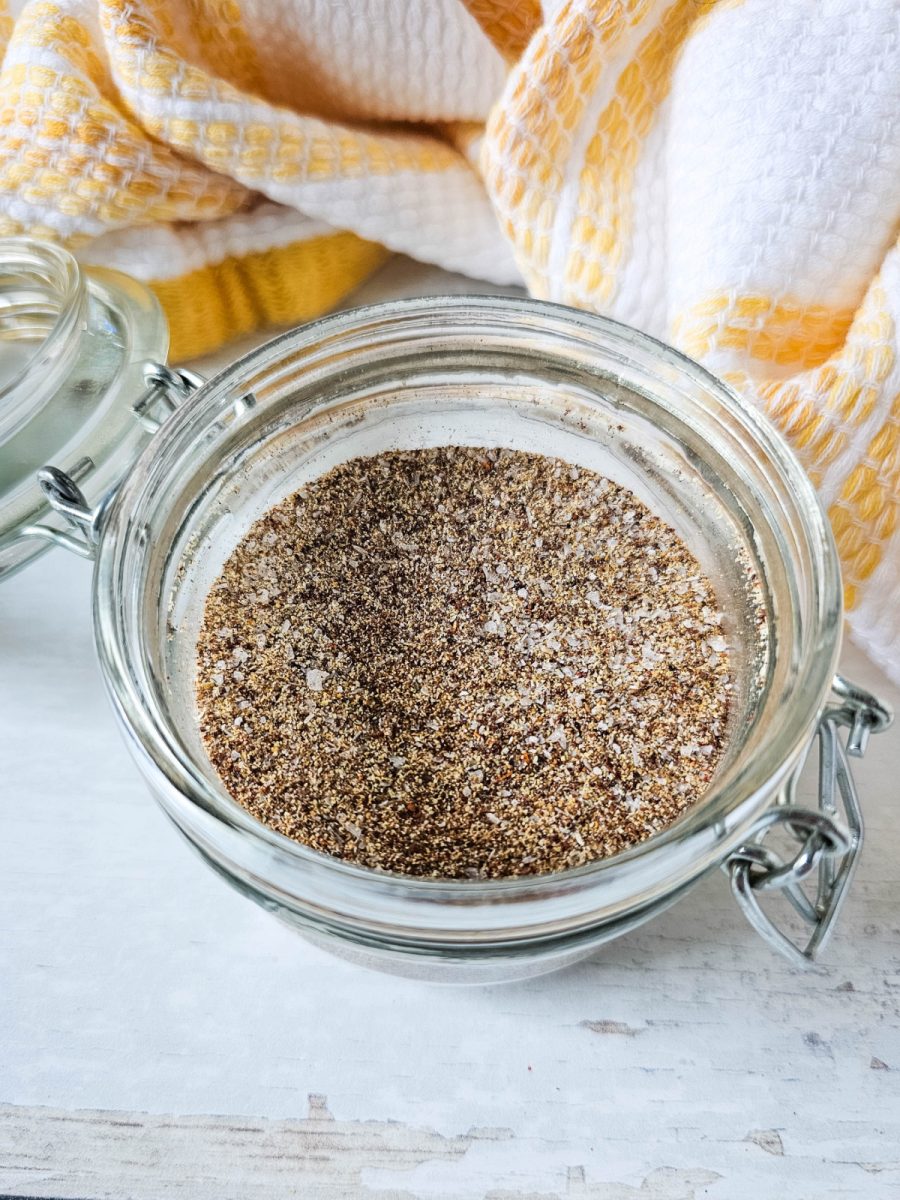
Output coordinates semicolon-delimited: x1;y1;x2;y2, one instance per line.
196;447;732;878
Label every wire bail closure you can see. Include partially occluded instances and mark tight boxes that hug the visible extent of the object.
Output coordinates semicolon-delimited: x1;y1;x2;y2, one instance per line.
22;362;203;559
33;462;103;559
727;674;893;968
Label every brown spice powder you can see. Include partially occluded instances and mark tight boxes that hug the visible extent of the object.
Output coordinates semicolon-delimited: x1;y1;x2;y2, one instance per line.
196;447;732;878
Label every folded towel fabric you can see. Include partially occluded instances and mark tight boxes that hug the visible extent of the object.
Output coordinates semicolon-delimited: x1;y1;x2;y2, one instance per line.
0;0;897;681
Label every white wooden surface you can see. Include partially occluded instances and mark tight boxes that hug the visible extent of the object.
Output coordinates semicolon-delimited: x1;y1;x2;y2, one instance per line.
2;261;899;1199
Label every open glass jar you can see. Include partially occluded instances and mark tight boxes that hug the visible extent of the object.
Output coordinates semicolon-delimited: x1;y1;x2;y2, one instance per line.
2;238;892;983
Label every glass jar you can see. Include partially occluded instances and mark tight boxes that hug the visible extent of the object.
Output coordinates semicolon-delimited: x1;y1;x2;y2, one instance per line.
2;238;892;983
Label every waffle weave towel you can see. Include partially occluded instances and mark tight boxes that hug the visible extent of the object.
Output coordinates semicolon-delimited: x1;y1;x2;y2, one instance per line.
1;0;898;679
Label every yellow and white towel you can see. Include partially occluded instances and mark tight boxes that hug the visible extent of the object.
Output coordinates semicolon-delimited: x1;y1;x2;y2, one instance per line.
0;0;898;680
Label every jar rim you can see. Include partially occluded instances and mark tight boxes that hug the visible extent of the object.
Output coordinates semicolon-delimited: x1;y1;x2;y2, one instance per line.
94;295;843;917
0;238;85;445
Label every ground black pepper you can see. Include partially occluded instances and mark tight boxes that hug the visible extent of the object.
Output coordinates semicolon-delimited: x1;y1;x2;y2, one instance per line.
196;447;732;877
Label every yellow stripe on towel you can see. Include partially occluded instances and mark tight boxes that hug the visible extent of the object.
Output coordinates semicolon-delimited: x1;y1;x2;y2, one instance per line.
151;232;388;362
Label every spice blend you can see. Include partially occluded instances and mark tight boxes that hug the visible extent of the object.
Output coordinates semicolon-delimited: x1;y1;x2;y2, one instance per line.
196;447;732;878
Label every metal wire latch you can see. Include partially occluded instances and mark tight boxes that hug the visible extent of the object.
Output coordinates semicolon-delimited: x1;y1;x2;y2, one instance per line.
727;674;892;968
24;362;203;557
132;362;205;432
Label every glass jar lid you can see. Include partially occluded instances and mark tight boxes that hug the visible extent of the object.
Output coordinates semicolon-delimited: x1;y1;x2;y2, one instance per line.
0;238;169;578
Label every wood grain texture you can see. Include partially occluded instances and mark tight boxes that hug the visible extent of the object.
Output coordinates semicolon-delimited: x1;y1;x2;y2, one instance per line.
0;1099;728;1198
2;260;899;1198
0;1098;503;1199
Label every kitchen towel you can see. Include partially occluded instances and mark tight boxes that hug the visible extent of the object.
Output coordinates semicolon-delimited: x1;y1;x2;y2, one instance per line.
0;0;897;678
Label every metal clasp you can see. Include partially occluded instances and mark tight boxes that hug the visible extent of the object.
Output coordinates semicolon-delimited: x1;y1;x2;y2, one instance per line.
828;673;892;756
22;361;203;558
29;462;105;559
726;674;892;968
132;363;205;432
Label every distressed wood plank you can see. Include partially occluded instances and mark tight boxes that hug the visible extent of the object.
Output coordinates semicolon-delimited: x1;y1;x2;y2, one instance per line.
0;1100;754;1199
0;1098;504;1199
